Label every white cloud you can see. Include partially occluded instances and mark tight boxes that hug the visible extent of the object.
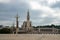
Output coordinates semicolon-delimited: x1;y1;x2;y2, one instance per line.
50;20;60;25
0;20;22;27
0;0;60;26
0;21;12;26
30;0;60;4
29;1;41;10
29;0;60;18
40;14;48;18
0;0;11;3
29;0;60;25
46;0;58;5
29;1;54;12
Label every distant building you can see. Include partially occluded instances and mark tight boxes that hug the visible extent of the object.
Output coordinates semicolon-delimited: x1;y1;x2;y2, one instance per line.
37;27;59;34
22;10;32;32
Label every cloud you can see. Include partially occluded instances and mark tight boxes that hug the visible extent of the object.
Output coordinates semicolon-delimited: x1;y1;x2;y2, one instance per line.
0;20;12;26
0;0;11;3
29;0;60;26
29;1;54;13
0;0;29;26
51;1;60;9
0;0;60;26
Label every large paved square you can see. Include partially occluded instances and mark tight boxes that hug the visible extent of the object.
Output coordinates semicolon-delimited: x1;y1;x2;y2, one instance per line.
0;34;60;40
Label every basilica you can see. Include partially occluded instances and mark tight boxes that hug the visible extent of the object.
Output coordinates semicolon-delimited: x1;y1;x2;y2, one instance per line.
14;10;60;34
21;11;32;32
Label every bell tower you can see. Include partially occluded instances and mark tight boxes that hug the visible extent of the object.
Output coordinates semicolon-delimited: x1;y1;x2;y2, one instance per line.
26;10;32;32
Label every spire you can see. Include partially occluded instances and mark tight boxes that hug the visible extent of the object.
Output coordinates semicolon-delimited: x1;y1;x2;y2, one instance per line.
16;12;18;19
27;10;30;21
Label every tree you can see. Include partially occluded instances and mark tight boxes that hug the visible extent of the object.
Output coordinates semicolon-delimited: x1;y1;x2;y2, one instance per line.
0;28;11;34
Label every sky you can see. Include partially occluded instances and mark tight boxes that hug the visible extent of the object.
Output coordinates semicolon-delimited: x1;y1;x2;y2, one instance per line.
0;0;60;27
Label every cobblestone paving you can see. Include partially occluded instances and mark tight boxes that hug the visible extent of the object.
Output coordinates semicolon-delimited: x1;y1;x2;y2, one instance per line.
0;34;60;40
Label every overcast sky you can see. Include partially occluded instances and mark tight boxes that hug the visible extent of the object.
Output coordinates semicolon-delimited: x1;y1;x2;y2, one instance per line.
0;0;60;27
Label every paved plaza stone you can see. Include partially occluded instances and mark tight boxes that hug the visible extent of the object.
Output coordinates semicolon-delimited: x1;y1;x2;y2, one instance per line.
0;34;60;40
